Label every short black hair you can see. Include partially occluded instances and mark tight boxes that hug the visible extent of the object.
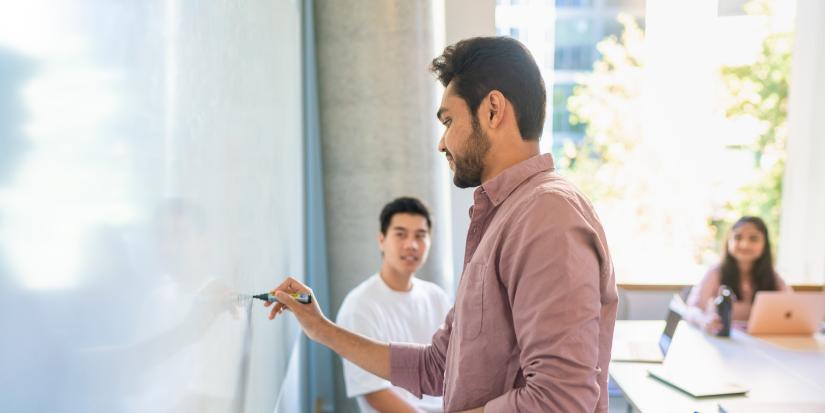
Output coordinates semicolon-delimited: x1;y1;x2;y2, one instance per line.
379;197;432;235
430;36;546;140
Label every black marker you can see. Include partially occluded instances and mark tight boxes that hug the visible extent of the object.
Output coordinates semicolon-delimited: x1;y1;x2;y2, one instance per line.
252;292;312;304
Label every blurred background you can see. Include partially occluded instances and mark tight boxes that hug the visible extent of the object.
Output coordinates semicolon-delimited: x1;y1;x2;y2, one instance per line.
0;0;822;412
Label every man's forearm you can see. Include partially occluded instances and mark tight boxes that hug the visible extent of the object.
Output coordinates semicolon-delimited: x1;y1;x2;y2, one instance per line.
364;388;422;413
316;320;391;380
263;279;393;380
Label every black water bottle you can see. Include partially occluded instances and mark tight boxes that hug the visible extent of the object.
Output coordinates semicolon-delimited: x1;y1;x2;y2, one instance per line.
715;285;733;337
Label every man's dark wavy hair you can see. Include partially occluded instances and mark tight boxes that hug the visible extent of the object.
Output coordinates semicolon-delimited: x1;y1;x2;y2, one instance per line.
430;36;546;140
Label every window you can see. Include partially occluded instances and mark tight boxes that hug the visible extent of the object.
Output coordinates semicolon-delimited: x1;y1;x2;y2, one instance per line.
497;1;803;285
551;83;586;139
556;0;592;7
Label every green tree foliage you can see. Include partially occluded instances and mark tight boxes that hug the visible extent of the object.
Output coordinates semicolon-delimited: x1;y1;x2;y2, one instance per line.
716;20;792;250
563;14;644;202
565;3;791;263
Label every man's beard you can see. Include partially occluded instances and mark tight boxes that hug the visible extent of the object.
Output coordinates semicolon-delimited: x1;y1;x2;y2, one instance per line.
451;117;490;188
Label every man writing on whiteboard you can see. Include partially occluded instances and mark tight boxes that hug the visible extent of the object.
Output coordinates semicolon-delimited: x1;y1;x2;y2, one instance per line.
265;36;618;412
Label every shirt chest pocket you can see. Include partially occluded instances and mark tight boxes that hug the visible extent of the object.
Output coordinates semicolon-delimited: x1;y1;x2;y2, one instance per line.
457;261;486;340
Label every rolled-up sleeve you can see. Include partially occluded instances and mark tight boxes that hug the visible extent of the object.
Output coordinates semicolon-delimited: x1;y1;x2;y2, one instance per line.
485;193;603;412
389;308;453;398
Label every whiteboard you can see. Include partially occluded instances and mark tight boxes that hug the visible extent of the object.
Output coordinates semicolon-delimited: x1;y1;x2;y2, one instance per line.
0;1;305;412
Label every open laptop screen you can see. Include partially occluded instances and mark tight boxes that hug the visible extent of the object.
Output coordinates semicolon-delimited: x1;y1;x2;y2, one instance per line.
658;293;688;355
748;291;825;335
658;307;682;355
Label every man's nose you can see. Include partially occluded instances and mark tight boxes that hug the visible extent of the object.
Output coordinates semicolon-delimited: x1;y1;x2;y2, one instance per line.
437;135;446;153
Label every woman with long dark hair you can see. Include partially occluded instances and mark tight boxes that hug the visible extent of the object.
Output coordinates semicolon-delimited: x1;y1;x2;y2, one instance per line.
686;216;792;333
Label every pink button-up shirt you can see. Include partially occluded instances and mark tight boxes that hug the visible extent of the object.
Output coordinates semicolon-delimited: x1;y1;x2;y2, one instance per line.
390;154;618;412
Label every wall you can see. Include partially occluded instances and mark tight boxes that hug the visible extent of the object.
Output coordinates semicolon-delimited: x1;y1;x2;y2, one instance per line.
777;0;825;285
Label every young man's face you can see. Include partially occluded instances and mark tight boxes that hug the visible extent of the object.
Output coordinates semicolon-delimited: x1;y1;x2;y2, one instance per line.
436;82;491;188
379;213;431;276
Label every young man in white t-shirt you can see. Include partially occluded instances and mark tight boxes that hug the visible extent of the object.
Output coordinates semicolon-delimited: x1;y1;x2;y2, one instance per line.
336;197;451;413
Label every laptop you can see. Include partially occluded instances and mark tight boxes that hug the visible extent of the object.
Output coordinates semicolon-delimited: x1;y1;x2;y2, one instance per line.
647;366;749;398
611;294;684;363
747;291;825;335
718;401;825;413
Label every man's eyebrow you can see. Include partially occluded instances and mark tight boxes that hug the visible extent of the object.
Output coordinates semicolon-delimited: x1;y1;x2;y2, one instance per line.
436;107;448;122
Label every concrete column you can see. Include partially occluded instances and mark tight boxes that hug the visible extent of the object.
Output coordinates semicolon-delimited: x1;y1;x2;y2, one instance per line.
777;0;825;284
314;1;451;411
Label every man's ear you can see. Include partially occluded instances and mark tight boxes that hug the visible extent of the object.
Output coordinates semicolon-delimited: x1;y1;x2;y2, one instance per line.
378;233;385;253
486;90;507;129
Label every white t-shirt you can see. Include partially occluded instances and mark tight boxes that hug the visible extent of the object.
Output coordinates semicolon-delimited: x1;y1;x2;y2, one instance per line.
336;274;451;413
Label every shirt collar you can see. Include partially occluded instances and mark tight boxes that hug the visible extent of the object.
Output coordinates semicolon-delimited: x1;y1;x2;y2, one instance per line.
476;153;555;207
